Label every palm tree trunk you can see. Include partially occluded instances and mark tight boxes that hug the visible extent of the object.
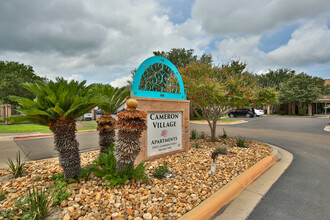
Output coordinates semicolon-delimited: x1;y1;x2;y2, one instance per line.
115;130;141;171
50;118;81;180
96;115;116;154
115;99;147;171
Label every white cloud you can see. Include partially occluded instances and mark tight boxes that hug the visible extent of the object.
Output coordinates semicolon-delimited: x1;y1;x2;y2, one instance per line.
192;0;330;35
110;76;131;88
214;35;266;71
64;74;84;82
267;20;330;66
0;0;208;82
213;19;330;74
0;0;329;83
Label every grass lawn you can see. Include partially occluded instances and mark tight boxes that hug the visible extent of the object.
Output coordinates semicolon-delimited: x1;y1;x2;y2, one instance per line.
0;120;97;133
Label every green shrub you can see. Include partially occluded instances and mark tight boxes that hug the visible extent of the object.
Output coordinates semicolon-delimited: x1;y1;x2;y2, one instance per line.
237;138;247;148
51;173;72;206
16;186;53;220
216;145;228;154
0;118;3;124
51;173;66;182
0;208;15;219
192;142;200;148
80;146;148;187
152;163;169;179
220;128;227;139
190;129;197;140
0;189;7;201
298;108;307;116
200;132;205;139
7;151;29;178
279;111;286;115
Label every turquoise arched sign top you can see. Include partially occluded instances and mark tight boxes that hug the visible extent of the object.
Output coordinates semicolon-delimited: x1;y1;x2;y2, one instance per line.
132;56;186;100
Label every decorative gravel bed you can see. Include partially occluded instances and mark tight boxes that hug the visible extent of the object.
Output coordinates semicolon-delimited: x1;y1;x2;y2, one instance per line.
0;137;272;220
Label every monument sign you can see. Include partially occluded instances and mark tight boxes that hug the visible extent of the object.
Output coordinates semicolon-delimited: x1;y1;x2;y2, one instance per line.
131;56;190;162
147;112;182;156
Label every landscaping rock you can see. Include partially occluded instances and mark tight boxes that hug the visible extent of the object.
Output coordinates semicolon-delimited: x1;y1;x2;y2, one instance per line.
0;137;271;219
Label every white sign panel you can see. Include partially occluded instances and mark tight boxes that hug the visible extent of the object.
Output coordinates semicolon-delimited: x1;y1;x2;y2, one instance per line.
147;112;182;156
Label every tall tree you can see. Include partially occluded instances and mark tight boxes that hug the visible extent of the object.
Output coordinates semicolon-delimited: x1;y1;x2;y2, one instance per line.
153;48;213;68
92;84;130;154
256;68;295;90
279;73;328;115
180;61;277;141
10;78;96;180
0;61;47;105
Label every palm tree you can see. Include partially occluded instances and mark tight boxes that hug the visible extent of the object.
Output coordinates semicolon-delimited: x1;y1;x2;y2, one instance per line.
92;85;129;154
10;78;96;180
115;99;147;171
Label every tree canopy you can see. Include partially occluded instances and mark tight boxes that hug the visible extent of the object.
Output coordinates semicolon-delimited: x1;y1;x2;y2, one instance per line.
0;61;47;105
256;68;295;90
279;73;329;115
90;84;130;114
153;48;213;68
10;77;95;125
180;60;277;141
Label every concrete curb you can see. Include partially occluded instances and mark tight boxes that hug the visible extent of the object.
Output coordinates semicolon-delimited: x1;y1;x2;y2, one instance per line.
179;154;277;220
213;144;293;220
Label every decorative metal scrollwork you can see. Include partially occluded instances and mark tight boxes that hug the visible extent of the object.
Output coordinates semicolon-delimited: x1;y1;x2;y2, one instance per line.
139;63;180;94
132;56;186;100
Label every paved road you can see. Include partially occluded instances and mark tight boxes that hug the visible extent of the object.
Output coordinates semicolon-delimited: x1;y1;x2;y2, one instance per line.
0;133;27;168
14;132;99;160
191;116;330;220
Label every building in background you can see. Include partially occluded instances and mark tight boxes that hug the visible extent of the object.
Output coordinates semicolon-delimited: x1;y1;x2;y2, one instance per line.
310;79;330;115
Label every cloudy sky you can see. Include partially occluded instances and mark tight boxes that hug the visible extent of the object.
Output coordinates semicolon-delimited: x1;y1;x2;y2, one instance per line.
1;0;330;87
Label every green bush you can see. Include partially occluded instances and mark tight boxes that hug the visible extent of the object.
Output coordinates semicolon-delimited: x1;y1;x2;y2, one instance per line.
0;189;7;201
279;111;286;115
80;145;148;187
7;151;29;178
200;132;205;139
51;173;72;206
0;208;15;219
237;138;247;148
152;163;169;179
190;129;197;140
192;142;200;148
16;186;53;220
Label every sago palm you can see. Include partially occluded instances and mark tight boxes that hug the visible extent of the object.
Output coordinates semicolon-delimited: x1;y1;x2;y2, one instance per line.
115;99;147;171
10;78;96;180
92;85;129;154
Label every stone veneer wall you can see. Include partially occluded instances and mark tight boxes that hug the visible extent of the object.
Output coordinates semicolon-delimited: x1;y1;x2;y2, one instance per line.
133;97;190;163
